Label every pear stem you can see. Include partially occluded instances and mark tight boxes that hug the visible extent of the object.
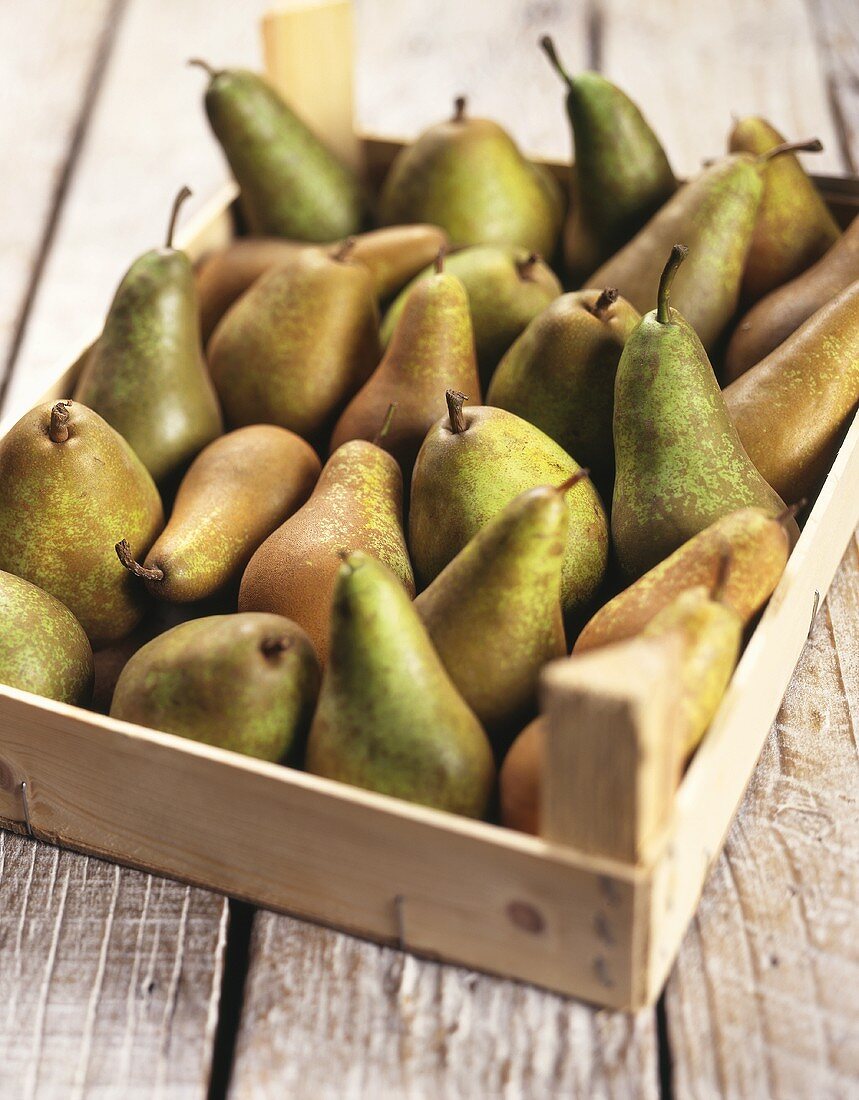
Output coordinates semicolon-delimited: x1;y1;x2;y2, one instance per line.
434;246;446;274
557;468;590;494
777;500;805;527
115;539;164;583
166;186;192;249
49;402;71;444
589;287;619;319
373;402;398;445
712;549;733;603
539;35;574;90
657;244;688;324
187;58;219;79
452;96;467;122
261;637;292;659
445;389;468;434
331;237;356;262
758;138;823;163
516;252;540;282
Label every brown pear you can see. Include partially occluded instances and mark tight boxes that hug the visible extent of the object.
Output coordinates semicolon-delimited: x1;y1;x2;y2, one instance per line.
499;717;544;835
238;440;414;663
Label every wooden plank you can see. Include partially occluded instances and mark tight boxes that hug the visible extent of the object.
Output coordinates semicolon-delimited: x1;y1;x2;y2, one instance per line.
600;0;846;178
663;530;859;1098
0;831;228;1099
809;0;859;172
227;911;660;1099
0;0;115;405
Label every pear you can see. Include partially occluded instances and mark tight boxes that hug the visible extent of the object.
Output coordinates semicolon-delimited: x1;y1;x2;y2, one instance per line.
111;613;319;763
414;484;569;745
330;251;480;475
239;440;414;663
499;717;544;835
207;244;380;442
575;506;795;654
190;61;365;241
379;96;563;256
115;426;321;604
306;552;494;818
0;570;94;706
487;287;641;490
612;246;790;579
74;188;223;488
724;280;859;504
725;215;859;382
540;36;676;282
196;225;449;343
0;401;163;646
380;246;562;389
410;394;608;615
729;118;838;305
587;141;825;351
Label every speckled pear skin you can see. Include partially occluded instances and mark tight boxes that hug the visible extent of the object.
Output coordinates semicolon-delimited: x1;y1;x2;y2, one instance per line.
75;246;223;489
0;401;163;647
724;280;859;504
306;553;495;819
642;587;742;756
415;486;567;745
207;250;381;441
487;289;641;489
0;570;94;706
499;716;544;835
611;250;789;581
111;613;320;763
195;225;449;344
198;67;366;241
330;270;480;476
410;406;608;615
574;507;792;654
586;157;764;350
542;41;676;283
129;426;321;604
380;246;562;389
378;103;562;256
239;440;414;664
725;215;859;381
729;117;839;306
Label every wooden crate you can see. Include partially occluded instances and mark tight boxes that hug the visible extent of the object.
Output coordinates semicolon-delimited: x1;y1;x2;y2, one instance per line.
0;1;857;1010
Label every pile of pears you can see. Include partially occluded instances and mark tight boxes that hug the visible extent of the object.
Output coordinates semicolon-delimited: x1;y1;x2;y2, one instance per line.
2;42;857;835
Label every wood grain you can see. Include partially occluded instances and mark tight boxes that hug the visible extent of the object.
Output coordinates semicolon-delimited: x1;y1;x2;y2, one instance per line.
0;831;228;1100
809;0;859;172
228;912;659;1100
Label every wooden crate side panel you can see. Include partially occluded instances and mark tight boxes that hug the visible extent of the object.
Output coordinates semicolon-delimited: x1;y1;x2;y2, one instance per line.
0;687;642;1008
642;409;859;1003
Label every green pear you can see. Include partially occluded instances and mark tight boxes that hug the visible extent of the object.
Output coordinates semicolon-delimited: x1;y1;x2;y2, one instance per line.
111;613;319;762
330;251;480;475
115;425;321;603
239;440;414;664
410;393;608;615
415;485;568;745
611;246;790;580
0;401;164;646
586;141;825;350
379;96;563;256
190;61;366;241
487;287;641;490
74;188;223;488
729;117;837;305
540;36;676;282
0;570;94;706
207;244;380;442
380;246;562;389
306;552;495;818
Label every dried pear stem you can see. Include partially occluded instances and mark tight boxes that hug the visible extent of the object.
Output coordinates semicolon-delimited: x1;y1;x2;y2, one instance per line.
758;138;823;163
187;58;219;79
115;539;164;583
331;237;356;262
711;549;733;603
556;468;590;494
516;252;540;282
777;500;805;527
445;389;468;434
539;35;574;89
657;244;688;324
49;402;71;444
373;402;398;445
434;246;447;274
166;186;192;249
452;96;467;122
589;287;619;318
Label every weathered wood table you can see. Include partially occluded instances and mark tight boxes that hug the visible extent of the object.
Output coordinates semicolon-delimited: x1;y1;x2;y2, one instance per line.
0;2;856;1096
